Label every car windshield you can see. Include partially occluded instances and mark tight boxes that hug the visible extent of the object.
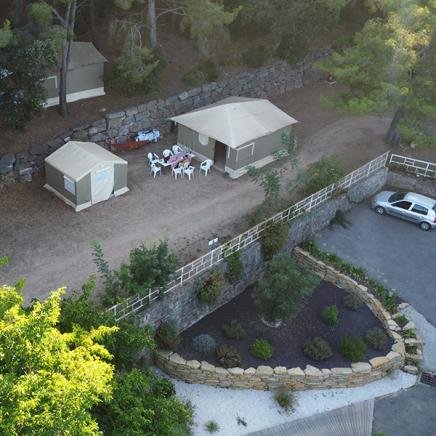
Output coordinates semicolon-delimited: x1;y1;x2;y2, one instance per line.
389;192;406;203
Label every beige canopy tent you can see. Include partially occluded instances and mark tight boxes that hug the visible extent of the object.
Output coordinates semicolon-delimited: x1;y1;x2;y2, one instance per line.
44;141;129;211
170;97;298;178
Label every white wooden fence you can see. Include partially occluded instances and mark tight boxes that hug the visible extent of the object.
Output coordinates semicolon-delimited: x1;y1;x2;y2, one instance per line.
389;154;436;179
107;150;390;321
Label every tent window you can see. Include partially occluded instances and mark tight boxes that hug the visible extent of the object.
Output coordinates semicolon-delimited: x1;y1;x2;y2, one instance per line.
236;142;255;162
64;176;75;194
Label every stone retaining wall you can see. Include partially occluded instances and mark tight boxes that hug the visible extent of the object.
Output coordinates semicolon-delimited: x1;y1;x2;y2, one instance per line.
154;247;406;390
386;170;436;198
0;49;330;184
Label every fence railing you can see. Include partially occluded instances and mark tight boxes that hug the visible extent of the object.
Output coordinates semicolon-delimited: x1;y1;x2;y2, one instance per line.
389;154;436;179
108;150;390;321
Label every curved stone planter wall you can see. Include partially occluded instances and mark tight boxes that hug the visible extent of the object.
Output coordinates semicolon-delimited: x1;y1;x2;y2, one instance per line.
0;49;330;184
155;247;406;390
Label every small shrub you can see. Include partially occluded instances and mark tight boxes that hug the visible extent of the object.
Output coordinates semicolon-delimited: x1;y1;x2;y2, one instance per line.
182;58;218;86
365;327;388;351
405;344;417;355
343;292;364;311
215;344;241;368
303;337;333;361
192;334;217;356
395;314;408;327
274;387;296;414
225;251;244;283
250;339;273;360
155;322;180;351
222;320;246;340
340;336;366;362
402;329;417;339
242;42;267;67
321;304;339;327
197;269;225;305
205;421;220;433
259;221;289;259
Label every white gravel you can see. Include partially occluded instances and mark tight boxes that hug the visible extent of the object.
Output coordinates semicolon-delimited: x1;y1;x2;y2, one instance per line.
157;369;416;436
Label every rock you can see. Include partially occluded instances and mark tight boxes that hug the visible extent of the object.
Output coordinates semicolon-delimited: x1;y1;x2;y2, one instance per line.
403;365;418;375
369;356;389;369
178;91;189;101
200;361;215;372
186;360;201;369
387;320;400;331
256;365;273;376
287;367;305;377
391;342;405;354
304;365;323;377
169;353;185;365
228;367;244;376
398;302;409;310
274;366;287;375
215;367;228;375
125;106;139;116
321;369;332;376
0;153;16;167
244;367;256;375
30;142;49;156
106;110;125;119
157;349;173;359
403;321;416;331
405;338;421;346
331;367;352;375
351;362;372;374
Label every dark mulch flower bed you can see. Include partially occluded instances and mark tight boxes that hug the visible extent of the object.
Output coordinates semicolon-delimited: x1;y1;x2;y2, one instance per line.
178;281;393;368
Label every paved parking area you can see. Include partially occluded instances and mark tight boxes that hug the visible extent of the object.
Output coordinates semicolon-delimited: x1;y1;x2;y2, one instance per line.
315;201;436;326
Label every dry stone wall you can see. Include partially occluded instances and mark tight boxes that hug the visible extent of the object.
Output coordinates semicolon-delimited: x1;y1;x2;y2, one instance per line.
154;247;406;390
0;49;330;184
386;170;436;198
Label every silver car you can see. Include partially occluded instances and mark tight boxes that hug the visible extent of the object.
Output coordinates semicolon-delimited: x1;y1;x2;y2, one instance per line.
371;191;436;231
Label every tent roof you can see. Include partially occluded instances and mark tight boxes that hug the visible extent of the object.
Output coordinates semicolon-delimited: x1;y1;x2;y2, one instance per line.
170;97;298;148
45;141;127;182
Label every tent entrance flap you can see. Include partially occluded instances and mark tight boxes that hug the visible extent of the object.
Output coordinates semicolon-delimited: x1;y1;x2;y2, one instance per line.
91;163;114;204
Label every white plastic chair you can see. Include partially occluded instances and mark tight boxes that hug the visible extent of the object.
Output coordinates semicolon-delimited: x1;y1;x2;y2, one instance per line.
147;152;159;165
183;165;195;181
172;144;183;155
162;149;173;159
200;159;213;176
150;164;161;178
172;166;183;179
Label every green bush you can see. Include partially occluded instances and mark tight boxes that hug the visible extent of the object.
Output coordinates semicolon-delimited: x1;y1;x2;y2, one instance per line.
343;292;364;311
117;240;177;296
365;327;388;351
182;58;218;86
340;336;367;362
253;254;319;323
192;334;217;355
259;221;289;259
295;155;345;197
250;339;273;360
274;388;296;414
222;320;246;340
395;314;409;328
303;337;333;361
402;329;417;339
155;322;180;351
197;269;225;305
225;251;244;283
215;344;242;368
205;421;220;433
321;304;339;327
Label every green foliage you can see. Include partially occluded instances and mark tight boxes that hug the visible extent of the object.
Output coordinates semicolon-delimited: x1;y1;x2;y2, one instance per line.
215;344;242;368
303;336;333;361
205;420;220;433
402;329;417;339
0;284;116;435
293;155;345;197
28;2;53;28
340;336;367;362
118;240;178;297
253;254;319;323
0;256;8;268
242;41;268;67
274;387;296;414
250;339;273;360
225;251;244;283
321;304;340;327
197;269;225;305
155;322;181;351
405;344;417;355
0;20;13;48
395;314;408;328
0;38;56;129
260;221;289;259
330;210;351;228
192;334;217;355
182;58;219;86
222;320;246;340
365;327;388;351
95;368;192;436
343;292;364;311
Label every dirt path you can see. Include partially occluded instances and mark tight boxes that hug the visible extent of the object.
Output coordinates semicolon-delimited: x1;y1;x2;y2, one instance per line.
0;83;393;302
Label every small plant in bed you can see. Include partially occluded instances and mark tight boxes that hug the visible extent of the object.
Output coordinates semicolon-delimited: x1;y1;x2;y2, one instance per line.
197;269;225;305
340;336;367;362
365;327;388;351
274;387;296;414
321;304;339;327
343;292;364;311
303;337;333;361
192;334;217;356
216;344;241;368
250;339;273;360
155;321;180;351
395;314;409;328
205;420;220;433
222;320;246;340
402;329;417;339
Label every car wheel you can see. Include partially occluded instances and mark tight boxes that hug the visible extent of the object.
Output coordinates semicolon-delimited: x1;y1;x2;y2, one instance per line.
375;206;385;215
419;222;431;231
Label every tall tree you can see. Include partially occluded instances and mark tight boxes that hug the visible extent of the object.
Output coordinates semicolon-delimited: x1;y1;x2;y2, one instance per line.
0;285;117;434
317;0;436;147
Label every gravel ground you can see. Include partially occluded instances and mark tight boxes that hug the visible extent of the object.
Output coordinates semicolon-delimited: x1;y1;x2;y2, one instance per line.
156;368;416;436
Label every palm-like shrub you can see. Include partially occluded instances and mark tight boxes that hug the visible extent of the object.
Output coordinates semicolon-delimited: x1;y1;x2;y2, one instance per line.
215;344;241;368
